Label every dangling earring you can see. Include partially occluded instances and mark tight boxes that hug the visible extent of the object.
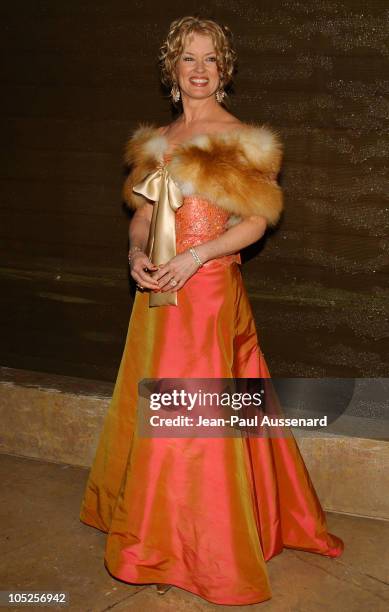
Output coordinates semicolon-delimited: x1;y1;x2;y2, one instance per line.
171;82;180;103
216;87;226;103
216;75;226;104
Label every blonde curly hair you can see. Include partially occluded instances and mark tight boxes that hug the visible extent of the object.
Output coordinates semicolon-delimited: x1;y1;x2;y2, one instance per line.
158;15;238;104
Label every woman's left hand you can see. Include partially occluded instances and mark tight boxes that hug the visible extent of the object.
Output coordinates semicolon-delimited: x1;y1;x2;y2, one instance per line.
149;251;202;292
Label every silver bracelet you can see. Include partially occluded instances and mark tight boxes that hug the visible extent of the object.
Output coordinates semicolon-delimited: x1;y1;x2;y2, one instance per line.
189;247;203;268
128;246;143;262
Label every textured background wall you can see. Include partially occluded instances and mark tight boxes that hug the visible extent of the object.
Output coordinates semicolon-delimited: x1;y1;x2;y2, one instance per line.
0;0;388;380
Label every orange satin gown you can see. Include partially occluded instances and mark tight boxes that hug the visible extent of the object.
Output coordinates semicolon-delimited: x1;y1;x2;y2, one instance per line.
79;152;344;606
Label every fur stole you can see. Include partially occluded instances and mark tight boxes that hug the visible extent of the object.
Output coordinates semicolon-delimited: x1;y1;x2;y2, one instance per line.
122;122;284;227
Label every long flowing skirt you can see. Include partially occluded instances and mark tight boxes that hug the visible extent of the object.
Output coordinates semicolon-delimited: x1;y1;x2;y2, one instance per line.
79;261;344;606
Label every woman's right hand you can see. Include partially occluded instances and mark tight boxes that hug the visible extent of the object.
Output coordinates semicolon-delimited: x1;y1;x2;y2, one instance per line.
129;251;161;291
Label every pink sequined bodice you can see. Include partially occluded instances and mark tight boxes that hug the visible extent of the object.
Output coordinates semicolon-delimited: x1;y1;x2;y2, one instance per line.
164;152;241;269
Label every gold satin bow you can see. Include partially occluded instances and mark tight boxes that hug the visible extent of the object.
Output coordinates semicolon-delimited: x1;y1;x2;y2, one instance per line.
132;161;183;307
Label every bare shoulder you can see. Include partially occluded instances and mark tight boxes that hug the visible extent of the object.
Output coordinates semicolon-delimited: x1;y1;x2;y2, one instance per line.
209;114;243;128
157;124;169;136
156;117;250;141
157;123;185;141
221;116;251;129
209;117;251;137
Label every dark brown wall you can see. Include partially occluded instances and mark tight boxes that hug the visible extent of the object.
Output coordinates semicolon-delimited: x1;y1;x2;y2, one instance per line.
0;1;388;381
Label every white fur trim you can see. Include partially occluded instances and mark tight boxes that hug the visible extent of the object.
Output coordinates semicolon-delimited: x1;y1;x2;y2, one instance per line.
225;214;243;228
236;125;282;167
177;180;196;196
143;135;167;164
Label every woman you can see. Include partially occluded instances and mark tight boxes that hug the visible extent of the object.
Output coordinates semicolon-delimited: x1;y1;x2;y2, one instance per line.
79;16;344;606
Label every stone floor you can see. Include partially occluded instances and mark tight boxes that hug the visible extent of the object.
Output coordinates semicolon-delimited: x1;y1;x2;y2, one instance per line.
0;453;388;612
